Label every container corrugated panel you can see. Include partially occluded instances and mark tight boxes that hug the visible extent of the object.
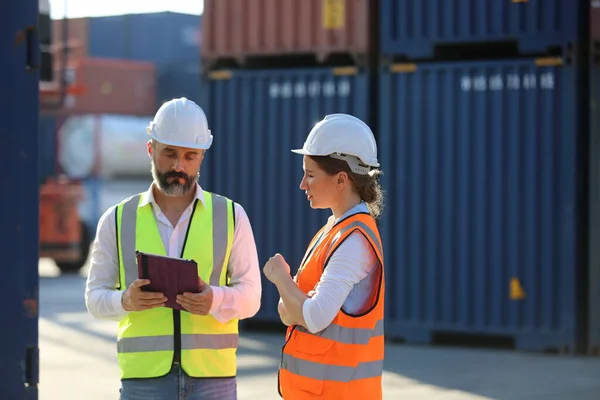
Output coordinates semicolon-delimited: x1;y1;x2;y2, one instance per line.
2;2;39;396
589;65;600;355
61;58;156;116
380;0;585;59
202;0;370;65
378;58;585;352
39;115;57;183
128;12;201;63
204;67;369;321
88;15;132;59
156;62;206;108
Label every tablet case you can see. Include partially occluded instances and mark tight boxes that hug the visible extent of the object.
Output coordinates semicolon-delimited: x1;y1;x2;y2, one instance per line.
136;250;200;311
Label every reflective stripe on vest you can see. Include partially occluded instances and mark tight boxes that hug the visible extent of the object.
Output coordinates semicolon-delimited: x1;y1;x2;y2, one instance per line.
295;319;384;345
281;355;384;382
118;333;239;353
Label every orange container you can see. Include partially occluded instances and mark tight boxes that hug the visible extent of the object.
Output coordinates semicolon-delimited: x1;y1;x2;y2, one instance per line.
201;0;371;66
39;177;83;262
57;57;157;116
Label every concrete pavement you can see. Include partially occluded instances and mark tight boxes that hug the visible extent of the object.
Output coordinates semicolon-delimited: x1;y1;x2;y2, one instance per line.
39;259;600;400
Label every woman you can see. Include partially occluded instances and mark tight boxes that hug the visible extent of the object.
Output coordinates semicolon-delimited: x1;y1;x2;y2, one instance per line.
263;113;385;400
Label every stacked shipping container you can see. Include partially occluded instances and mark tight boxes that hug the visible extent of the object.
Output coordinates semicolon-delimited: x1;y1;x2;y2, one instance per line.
204;67;369;320
43;12;203;237
377;0;590;353
48;12;202;114
201;0;376;321
201;0;599;354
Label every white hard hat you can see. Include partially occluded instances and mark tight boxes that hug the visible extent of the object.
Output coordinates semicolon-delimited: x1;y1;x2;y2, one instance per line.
291;113;379;175
146;97;213;150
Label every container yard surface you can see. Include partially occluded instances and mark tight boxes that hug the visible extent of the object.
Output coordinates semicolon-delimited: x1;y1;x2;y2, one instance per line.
202;0;371;66
204;66;369;321
378;58;586;353
38;260;600;400
380;0;586;59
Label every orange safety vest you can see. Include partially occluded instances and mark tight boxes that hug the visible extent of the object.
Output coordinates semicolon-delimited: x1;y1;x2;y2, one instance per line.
278;211;385;400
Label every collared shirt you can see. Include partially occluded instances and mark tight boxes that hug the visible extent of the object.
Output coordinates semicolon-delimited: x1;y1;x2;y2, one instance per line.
85;183;262;323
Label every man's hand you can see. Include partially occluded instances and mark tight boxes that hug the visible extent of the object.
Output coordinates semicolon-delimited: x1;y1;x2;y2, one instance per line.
176;277;214;316
122;279;167;311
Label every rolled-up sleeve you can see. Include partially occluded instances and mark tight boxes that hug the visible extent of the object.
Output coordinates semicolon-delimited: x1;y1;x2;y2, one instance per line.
208;203;262;323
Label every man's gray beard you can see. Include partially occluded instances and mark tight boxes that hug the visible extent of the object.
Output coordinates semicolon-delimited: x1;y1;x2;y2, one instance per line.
151;162;195;197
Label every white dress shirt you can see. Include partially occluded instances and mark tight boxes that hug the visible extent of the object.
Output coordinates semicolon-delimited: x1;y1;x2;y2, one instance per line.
85;183;262;324
284;202;380;333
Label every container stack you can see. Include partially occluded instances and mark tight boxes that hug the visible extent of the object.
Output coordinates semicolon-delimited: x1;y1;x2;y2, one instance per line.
201;0;377;321
377;0;590;353
42;12;203;231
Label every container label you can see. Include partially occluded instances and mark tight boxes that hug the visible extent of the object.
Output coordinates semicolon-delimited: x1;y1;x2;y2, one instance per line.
323;0;345;30
269;80;351;99
460;72;555;92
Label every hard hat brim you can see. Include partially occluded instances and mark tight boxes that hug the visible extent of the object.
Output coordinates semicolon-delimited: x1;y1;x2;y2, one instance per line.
291;148;380;168
291;148;313;156
152;134;213;150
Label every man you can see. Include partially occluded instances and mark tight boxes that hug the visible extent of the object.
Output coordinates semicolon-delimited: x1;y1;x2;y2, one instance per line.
85;98;262;400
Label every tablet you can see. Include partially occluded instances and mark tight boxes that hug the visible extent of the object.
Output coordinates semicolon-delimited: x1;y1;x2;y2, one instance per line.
136;250;200;311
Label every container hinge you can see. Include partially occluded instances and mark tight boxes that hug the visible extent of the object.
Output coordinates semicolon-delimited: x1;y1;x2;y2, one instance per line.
208;70;232;80
332;66;358;76
535;57;563;67
25;346;39;387
390;63;417;74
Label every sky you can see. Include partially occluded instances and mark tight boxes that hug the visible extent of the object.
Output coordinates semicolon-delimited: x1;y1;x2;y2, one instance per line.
48;0;203;19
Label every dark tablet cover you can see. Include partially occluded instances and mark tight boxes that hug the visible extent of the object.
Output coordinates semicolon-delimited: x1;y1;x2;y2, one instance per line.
136;251;200;311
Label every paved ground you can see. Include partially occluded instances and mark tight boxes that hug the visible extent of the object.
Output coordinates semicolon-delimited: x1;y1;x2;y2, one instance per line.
39;259;600;400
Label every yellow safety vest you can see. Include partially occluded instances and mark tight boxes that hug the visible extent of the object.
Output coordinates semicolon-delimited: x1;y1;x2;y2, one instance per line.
114;190;237;379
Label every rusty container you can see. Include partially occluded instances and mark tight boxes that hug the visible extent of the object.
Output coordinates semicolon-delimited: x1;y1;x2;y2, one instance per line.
201;0;370;67
57;58;157;116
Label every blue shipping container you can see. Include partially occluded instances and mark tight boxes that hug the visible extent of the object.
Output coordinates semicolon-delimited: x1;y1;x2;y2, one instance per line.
88;12;201;63
39;115;57;183
380;0;585;59
128;12;201;63
589;67;600;355
205;67;370;321
156;62;206;109
378;58;585;352
88;15;132;59
1;0;40;397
